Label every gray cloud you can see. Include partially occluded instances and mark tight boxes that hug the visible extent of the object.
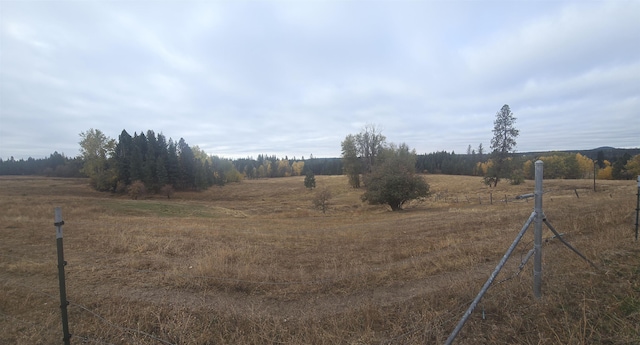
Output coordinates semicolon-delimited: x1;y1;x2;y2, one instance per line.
1;1;638;161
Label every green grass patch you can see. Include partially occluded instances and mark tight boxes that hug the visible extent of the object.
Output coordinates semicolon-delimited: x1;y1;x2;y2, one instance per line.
100;200;221;218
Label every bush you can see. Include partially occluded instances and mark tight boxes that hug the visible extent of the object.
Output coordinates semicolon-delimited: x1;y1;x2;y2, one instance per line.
361;144;430;211
510;170;524;185
160;184;175;199
304;171;316;189
128;180;146;200
313;188;332;214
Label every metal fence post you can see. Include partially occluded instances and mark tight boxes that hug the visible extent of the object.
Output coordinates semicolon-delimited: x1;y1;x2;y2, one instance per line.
533;160;544;299
635;176;639;241
55;207;71;345
444;212;536;344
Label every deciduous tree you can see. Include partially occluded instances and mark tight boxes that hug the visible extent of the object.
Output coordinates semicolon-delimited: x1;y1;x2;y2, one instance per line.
356;124;386;174
313;187;332;214
361;143;430;211
79;128;116;191
341;134;361;188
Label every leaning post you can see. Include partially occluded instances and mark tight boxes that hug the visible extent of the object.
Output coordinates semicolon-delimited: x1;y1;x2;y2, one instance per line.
533;160;544;298
54;207;71;345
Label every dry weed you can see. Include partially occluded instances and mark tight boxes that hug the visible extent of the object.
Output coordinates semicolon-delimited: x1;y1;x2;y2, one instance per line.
0;175;638;344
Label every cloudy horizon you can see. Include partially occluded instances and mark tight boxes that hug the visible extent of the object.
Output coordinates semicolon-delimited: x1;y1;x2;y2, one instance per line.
1;0;638;161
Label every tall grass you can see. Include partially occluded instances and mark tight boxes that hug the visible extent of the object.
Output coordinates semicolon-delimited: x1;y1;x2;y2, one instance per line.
0;175;638;344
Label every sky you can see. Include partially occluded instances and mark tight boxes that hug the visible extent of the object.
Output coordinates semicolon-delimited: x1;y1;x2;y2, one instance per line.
1;0;638;161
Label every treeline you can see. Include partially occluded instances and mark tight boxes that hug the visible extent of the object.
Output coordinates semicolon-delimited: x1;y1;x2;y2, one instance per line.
416;149;640;181
0;152;83;177
416;150;486;176
234;155;342;179
2;135;638;185
88;129;245;192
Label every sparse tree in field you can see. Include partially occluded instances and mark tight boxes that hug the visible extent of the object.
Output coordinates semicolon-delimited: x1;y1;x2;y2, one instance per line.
313;187;332;214
304;170;316;189
128;180;146;200
341;134;361;188
486;104;519;187
362;143;430;211
341;124;387;188
356;124;386;174
79;128;116;191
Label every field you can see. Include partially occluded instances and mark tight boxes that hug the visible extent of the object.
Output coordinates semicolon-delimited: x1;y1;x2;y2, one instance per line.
1;174;638;344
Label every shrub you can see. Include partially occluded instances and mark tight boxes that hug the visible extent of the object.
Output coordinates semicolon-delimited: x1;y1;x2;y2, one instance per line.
160;184;175;199
128;180;146;200
313;188;332;214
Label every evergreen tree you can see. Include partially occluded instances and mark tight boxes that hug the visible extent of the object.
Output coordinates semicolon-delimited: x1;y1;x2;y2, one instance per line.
166;139;180;187
304;170;316;189
144;130;158;191
487;104;519;187
178;138;195;190
130;133;145;183
114;130;133;185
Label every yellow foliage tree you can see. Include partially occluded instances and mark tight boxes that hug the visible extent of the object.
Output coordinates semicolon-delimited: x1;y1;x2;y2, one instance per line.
597;160;612;180
576;153;594;178
277;159;292;177
477;160;493;175
522;160;533;179
624;154;640;177
291;161;305;176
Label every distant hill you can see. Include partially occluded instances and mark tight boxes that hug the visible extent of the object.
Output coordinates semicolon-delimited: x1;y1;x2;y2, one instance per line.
516;147;640;160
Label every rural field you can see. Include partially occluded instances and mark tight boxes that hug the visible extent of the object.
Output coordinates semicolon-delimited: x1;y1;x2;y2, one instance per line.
1;174;638;344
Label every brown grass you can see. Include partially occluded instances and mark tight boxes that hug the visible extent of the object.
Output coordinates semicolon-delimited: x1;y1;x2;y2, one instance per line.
1;175;638;344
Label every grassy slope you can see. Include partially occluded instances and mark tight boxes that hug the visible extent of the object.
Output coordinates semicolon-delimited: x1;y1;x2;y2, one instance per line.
0;175;638;344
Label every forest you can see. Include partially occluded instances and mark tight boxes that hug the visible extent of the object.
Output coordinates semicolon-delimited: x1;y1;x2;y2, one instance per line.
0;129;639;191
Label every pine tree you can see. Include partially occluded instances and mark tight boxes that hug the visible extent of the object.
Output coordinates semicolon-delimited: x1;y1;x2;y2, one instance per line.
178;138;195;190
304;170;316;189
114;130;133;185
166;139;180;187
144;130;158;191
487;105;519;187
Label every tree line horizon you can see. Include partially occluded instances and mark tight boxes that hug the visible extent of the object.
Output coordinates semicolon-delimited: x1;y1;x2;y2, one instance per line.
1;125;639;188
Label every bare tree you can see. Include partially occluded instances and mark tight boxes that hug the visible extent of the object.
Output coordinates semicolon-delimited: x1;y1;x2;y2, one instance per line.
313;188;332;214
356;124;386;174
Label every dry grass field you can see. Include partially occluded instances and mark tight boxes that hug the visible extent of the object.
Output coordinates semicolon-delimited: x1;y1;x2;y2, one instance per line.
1;174;638;344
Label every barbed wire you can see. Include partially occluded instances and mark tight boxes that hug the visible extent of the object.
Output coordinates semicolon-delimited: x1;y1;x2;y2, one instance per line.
0;274;175;345
0;309;40;327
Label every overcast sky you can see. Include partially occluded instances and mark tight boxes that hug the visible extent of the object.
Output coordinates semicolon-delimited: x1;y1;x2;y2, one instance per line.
1;0;638;160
